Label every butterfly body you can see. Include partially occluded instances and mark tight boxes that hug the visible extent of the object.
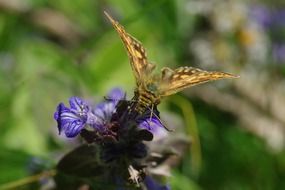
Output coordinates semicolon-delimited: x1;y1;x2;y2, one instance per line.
132;86;160;114
104;12;238;116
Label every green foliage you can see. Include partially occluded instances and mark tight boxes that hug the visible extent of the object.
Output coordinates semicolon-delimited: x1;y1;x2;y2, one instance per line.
0;0;285;189
0;149;30;184
192;100;285;190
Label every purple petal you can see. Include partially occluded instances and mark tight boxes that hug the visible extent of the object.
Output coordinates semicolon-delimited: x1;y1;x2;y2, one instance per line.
91;88;125;128
69;97;89;112
144;176;170;190
273;43;285;62
250;5;272;28
54;100;87;138
64;120;85;138
107;88;125;101
54;103;71;134
93;102;116;124
54;104;60;120
139;117;168;139
139;117;164;132
54;103;68;120
272;9;285;27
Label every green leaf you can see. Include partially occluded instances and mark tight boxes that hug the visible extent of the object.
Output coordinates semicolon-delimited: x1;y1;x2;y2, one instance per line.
56;144;102;177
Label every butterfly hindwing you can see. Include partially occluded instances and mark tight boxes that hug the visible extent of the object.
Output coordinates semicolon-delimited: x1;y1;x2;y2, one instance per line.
159;66;237;97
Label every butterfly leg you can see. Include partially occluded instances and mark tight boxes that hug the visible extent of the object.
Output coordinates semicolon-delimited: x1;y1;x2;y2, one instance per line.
147;105;173;132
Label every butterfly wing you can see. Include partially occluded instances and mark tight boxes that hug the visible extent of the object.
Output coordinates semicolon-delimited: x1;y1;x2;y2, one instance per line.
159;66;238;97
104;12;154;85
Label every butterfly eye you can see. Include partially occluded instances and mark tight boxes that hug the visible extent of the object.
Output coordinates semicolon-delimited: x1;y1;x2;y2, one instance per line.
146;83;157;92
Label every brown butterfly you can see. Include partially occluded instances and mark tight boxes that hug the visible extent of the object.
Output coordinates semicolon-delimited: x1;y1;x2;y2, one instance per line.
104;12;238;115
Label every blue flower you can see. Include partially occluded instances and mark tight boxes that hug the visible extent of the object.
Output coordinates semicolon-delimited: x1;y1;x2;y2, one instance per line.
106;88;126;104
54;97;92;138
250;5;271;28
54;88;166;139
54;88;126;138
273;43;285;63
138;113;167;139
144;176;170;190
251;5;285;29
54;88;174;188
139;117;164;132
92;88;125;130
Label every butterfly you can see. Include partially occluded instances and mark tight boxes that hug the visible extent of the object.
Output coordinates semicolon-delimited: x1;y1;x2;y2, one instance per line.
104;12;238;115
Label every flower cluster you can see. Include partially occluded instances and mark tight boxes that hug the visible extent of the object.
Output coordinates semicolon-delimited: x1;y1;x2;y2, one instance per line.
251;4;285;63
54;88;164;139
54;88;170;189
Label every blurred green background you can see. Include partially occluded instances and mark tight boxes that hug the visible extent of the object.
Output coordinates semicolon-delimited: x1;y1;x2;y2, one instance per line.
1;0;285;189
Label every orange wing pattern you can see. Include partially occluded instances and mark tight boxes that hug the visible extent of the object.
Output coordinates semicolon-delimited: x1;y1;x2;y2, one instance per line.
104;12;154;85
105;12;238;99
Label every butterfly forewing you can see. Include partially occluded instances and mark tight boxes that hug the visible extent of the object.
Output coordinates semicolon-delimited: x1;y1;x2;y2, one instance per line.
159;67;238;97
104;12;152;85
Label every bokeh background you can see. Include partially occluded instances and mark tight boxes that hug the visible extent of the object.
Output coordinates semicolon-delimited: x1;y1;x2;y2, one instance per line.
1;0;285;189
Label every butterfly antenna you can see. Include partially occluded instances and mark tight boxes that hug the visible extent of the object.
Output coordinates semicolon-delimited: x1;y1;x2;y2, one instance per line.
103;94;136;103
150;104;154;121
104;96;125;102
